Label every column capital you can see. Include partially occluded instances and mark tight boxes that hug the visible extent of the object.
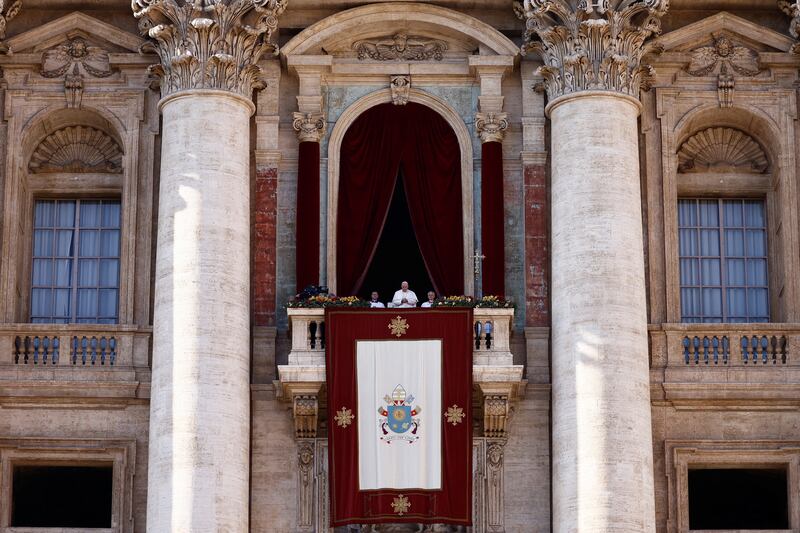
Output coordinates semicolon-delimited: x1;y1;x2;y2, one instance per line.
475;111;509;144
132;0;288;99
518;0;668;101
0;0;21;54
292;111;325;143
780;1;800;53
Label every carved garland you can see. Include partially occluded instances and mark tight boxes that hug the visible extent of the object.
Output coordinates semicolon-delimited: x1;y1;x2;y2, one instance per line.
353;33;448;61
131;0;288;98
516;0;668;101
677;127;768;174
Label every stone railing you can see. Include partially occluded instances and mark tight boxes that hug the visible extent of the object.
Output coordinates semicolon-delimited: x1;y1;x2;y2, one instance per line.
0;324;151;368
285;307;515;366
655;323;798;368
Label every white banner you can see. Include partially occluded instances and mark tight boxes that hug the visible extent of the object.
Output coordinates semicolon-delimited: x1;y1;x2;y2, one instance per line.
356;340;442;490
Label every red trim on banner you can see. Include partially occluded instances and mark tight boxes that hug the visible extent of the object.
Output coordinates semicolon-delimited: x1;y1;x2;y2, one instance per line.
326;308;473;527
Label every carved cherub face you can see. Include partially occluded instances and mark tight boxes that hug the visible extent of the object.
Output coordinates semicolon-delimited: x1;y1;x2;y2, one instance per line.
393;33;408;51
68;38;88;58
715;36;733;57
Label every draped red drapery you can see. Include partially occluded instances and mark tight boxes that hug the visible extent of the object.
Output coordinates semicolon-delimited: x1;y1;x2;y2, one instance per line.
337;102;464;296
480;141;506;296
296;140;321;292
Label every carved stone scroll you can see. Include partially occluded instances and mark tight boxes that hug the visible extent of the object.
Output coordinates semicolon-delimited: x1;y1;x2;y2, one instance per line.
29;126;123;174
475;112;509;143
132;0;288;98
353;33;447;61
0;0;21;54
390;75;411;106
517;0;668;101
677;127;768;174
292;112;325;143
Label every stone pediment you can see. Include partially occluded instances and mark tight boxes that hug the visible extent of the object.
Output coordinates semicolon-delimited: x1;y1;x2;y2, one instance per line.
656;12;794;53
5;12;144;55
281;2;518;59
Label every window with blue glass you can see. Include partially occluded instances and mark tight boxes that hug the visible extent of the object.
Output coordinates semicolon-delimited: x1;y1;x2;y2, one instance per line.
30;199;121;324
678;199;769;323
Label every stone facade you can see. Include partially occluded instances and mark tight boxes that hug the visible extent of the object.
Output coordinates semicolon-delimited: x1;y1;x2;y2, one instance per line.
0;1;798;532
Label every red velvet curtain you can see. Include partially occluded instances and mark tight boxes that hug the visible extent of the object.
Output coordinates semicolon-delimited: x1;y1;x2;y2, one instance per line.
481;141;505;296
337;103;464;296
296;141;321;291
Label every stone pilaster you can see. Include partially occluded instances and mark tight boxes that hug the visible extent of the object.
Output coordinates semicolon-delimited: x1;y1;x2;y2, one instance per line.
521;1;667;532
133;1;288;531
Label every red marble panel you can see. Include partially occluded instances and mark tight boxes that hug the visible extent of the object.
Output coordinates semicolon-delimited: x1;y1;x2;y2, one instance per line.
524;164;549;327
253;165;278;326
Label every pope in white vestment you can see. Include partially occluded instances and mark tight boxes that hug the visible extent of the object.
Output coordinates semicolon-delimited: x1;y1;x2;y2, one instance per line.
392;281;418;308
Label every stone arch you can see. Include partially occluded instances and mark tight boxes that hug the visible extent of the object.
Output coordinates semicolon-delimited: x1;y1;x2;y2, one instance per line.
281;2;519;58
22;107;125;174
326;88;475;296
673;104;780;171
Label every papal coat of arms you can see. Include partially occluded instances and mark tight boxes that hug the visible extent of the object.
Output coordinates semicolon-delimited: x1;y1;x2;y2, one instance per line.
378;385;421;443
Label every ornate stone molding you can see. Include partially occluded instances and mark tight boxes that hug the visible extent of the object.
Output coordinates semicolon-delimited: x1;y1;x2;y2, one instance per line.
678;127;768;174
390;75;411;105
475;112;509;143
131;0;288;99
0;0;20;54
29;126;123;174
517;0;668;101
780;0;800;54
292;111;325;143
686;33;760;108
483;393;510;438
293;395;318;438
41;37;113;109
353;33;448;61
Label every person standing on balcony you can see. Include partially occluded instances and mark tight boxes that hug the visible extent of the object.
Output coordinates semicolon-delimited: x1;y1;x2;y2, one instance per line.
391;281;418;308
420;291;436;308
369;291;385;308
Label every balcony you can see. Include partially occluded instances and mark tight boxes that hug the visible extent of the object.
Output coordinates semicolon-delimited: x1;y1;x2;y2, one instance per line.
650;323;800;407
277;308;525;438
0;324;152;402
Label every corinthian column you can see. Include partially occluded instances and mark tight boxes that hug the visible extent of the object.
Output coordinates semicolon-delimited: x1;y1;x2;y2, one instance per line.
521;1;667;531
132;1;287;531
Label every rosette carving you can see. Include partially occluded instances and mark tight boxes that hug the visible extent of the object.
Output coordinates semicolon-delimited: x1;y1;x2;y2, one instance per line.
517;0;669;101
131;0;288;98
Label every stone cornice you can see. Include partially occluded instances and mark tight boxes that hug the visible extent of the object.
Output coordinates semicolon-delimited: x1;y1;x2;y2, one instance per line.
517;0;668;101
132;0;288;99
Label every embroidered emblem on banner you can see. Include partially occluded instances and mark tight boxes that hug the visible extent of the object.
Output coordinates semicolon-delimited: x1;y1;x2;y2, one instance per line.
378;385;421;443
335;407;354;428
445;404;465;426
391;494;411;516
388;316;409;337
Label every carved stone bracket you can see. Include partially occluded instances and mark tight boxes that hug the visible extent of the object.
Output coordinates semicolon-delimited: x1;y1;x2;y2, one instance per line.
780;0;800;54
292;111;326;143
475;112;509;144
293;395;319;439
0;0;21;54
131;0;288;99
41;37;113;109
390;75;411;106
686;33;760;108
483;393;510;439
517;0;668;101
353;33;448;61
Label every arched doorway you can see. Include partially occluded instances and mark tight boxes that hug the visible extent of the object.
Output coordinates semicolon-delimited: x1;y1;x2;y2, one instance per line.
335;102;464;300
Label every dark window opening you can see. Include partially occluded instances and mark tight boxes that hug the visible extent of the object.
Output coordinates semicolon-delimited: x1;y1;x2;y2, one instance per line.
12;464;113;528
359;171;433;304
688;467;788;530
